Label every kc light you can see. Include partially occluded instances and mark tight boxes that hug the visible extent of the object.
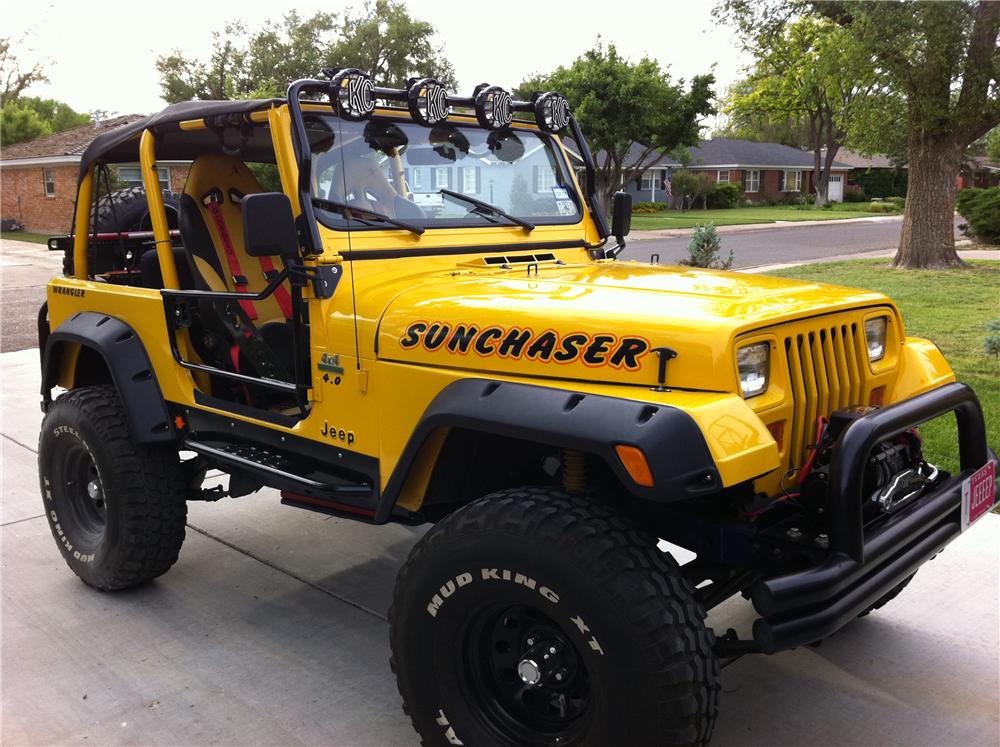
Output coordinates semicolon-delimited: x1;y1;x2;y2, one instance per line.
865;317;888;362
474;84;514;130
533;91;571;133
737;342;770;399
407;78;450;126
329;68;375;121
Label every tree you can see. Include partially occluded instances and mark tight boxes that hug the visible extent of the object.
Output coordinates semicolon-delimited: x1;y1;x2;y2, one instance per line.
0;36;47;107
719;1;1000;269
726;18;880;205
669;169;700;211
519;41;714;212
987;127;1000;162
715;78;813;148
156;2;455;104
0;100;49;144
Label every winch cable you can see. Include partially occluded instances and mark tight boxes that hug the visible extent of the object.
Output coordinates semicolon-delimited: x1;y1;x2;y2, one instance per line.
742;416;827;519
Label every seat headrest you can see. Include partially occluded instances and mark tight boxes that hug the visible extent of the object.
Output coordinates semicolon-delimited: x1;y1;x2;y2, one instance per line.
183;154;263;203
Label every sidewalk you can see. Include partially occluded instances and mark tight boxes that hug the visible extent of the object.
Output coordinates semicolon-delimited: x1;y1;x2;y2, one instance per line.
2;346;998;746
743;246;1000;273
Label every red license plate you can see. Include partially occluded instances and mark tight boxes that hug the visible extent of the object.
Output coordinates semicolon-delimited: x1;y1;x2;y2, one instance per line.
961;460;997;530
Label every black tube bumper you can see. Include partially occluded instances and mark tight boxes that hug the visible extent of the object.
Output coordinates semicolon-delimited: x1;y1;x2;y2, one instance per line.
750;382;995;654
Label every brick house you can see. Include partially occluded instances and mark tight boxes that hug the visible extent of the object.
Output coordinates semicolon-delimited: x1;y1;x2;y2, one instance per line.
1;115;190;234
575;138;851;205
957;156;1000;190
681;138;851;203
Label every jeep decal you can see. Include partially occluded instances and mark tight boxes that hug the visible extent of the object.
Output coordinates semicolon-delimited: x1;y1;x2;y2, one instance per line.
399;321;650;370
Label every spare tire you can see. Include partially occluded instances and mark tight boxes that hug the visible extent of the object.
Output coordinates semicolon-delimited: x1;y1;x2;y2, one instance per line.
63;186;180;276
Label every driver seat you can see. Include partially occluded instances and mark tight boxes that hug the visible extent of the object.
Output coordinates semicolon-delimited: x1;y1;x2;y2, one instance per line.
178;154;293;326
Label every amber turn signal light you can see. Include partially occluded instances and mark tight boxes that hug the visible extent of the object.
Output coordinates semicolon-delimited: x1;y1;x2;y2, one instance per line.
615;444;654;488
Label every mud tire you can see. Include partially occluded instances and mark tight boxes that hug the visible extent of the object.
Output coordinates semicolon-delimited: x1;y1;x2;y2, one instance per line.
389;488;719;746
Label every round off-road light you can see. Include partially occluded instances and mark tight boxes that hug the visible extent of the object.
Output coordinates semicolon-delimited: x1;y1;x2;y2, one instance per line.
329;68;375;121
474;85;514;130
533;91;571;133
407;78;450;126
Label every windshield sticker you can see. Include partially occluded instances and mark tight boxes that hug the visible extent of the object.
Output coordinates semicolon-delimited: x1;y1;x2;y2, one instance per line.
551;187;569;200
556;200;575;216
399;321;650;371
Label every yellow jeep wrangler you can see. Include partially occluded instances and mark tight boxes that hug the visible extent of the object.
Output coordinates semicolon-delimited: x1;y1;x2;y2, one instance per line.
38;71;997;746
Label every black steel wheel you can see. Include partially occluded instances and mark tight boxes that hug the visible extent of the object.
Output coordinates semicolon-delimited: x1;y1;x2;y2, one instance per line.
389;488;719;746
460;602;592;743
38;385;187;590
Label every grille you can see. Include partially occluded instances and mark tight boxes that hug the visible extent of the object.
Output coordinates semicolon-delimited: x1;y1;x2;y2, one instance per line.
784;321;865;470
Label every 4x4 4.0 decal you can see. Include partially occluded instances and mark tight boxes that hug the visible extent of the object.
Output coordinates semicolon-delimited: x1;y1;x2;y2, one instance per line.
399;321;650;370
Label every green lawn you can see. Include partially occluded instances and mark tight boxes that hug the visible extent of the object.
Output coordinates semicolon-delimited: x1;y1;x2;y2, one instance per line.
766;259;1000;473
1;231;51;245
631;203;901;230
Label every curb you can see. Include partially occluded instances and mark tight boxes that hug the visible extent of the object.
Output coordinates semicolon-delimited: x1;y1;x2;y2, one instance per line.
738;245;996;274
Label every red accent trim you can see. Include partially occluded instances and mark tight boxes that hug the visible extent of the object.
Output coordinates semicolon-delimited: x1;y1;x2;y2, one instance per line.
204;198;257;320
280;491;376;517
258;254;293;319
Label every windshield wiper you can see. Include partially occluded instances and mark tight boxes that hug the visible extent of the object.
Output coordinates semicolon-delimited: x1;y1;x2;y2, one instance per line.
311;197;424;235
439;189;535;232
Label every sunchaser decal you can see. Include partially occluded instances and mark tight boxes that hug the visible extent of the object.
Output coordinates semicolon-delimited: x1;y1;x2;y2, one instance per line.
399;321;651;371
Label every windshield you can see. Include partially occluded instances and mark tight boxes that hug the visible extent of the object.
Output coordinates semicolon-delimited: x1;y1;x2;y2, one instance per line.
305;114;582;231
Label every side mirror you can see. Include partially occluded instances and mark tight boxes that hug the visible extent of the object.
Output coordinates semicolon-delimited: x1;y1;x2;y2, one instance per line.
611;191;632;242
243;192;299;258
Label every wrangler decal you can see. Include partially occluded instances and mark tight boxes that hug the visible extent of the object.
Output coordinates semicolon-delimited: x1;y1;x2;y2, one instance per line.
399;321;651;371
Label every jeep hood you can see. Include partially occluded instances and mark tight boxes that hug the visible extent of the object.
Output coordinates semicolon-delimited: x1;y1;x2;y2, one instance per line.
376;261;892;392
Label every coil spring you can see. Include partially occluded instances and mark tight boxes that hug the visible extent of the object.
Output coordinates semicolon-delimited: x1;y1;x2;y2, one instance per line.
562;449;587;493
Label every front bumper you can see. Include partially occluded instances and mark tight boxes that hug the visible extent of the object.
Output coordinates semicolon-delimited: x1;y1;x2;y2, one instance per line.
750;382;995;654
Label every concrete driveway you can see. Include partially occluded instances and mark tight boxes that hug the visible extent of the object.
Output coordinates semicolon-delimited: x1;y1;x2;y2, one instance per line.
2;345;998;746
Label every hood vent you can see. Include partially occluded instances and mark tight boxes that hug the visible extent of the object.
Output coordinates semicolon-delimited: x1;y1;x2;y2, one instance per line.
458;252;559;269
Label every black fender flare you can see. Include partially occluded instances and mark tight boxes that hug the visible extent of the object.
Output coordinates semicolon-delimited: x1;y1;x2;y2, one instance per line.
375;379;721;522
40;311;174;443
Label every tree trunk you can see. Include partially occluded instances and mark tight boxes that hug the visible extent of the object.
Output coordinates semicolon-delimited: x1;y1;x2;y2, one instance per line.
893;133;964;269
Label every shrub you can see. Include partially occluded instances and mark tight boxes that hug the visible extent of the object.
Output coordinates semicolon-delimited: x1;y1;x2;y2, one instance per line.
632;201;669;214
886;195;905;208
867;201;899;213
679;223;734;269
985;319;1000;359
843;185;868;202
706;181;743;209
956;187;1000;244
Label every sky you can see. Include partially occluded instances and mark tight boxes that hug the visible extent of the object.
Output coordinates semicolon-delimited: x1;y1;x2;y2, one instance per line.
4;0;751;129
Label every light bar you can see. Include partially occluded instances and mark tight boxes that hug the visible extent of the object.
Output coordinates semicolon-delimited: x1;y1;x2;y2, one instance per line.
533;91;571;133
407;78;451;126
474;84;514;130
329;68;375;121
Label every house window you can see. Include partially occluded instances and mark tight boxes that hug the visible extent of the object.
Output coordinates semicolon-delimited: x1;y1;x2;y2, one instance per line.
716;170;730;183
535;166;557;192
640;170;661;191
117;165;170;191
461;166;479;194
410;167;427;191
779;170;802;192
432;166;451;190
43;168;56;197
742;169;760;193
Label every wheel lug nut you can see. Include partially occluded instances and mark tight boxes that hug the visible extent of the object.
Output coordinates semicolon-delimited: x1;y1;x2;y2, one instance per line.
549;646;557;654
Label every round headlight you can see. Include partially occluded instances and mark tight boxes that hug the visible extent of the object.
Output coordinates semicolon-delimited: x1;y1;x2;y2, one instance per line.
407;78;451;126
533;91;571;133
329;68;375;121
474;84;513;130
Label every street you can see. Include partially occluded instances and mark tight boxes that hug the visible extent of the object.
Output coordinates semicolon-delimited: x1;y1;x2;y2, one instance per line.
620;215;964;268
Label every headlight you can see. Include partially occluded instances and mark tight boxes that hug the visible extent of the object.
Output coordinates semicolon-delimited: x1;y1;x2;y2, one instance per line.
864;317;887;362
737;342;770;398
